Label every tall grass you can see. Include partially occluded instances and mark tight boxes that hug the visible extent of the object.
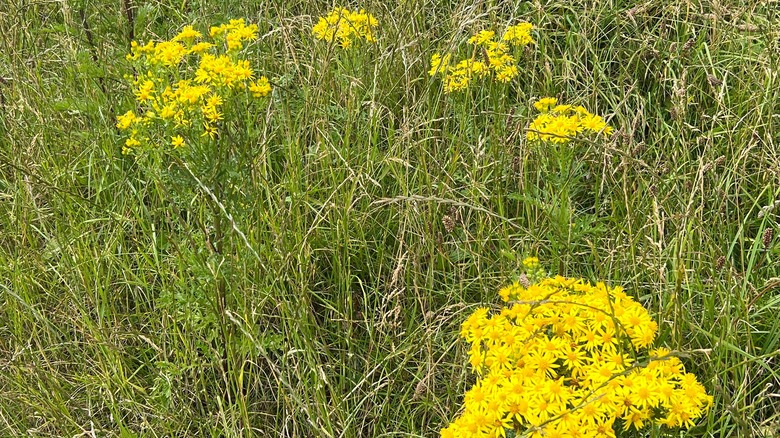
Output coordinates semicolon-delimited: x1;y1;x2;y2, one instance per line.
1;0;778;436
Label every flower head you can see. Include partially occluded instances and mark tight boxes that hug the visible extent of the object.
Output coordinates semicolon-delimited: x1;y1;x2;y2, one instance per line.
171;135;185;148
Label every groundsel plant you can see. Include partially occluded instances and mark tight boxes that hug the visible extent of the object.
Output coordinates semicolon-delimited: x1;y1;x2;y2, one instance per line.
527;97;613;144
312;7;378;48
429;23;534;93
115;19;274;353
442;258;712;438
117;19;271;155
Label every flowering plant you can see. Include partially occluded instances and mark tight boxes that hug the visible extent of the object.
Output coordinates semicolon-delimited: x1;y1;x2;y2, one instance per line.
312;7;378;48
115;19;273;359
429;23;534;93
441;258;712;438
527;98;614;144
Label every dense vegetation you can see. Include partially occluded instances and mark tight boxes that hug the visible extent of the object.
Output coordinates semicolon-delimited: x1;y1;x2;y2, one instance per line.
1;1;778;436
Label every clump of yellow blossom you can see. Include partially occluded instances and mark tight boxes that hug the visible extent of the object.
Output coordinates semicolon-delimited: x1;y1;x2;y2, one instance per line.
210;19;260;51
442;260;712;438
249;76;272;98
312;7;378;48
429;22;534;93
117;19;271;154
527;97;614;144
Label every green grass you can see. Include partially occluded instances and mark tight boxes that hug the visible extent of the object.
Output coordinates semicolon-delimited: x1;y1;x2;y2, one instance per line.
1;0;779;436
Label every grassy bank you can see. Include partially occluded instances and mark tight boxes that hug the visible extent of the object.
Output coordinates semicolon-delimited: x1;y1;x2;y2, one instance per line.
1;0;778;436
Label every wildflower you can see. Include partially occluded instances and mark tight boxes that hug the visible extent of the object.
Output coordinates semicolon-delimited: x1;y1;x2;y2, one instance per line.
134;79;156;102
522;257;539;268
503;23;535;46
118;19;271;153
527;99;614;144
150;40;188;67
125;40;155;61
210;19;258;51
468;30;496;46
431;22;534;93
176;81;210;104
159;103;177;119
202;123;218;139
190;42;215;54
249;76;272;97
312;7;378;48
116;110;138;130
125;136;140;149
205;94;223;108
201;104;222;122
534;97;558;112
173;25;201;42
428;53;450;76
443;260;711;438
171;135;185;148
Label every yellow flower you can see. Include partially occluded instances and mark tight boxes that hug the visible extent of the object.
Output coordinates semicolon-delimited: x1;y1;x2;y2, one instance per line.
150;40;187;67
134;79;156;102
527;100;613;144
126;40;155;61
118;18;272;152
190;42;215;54
226;34;242;51
209;25;225;38
171;135;185;148
534;97;558;112
125;136;140;148
434;23;535;93
159;103;177;119
201;103;223;122
523;257;540;269
494;65;518;82
206;94;223;107
503;23;535;46
428;53;450;77
173;25;202;42
116;110;138;130
442;260;711;438
468;30;496;46
202;123;218;139
313;7;378;47
180;83;211;105
249;76;272;97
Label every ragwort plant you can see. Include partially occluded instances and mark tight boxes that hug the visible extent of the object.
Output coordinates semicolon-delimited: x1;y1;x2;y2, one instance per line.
527;97;614;143
309;6;382;163
518;97;616;266
311;7;380;76
429;23;534;93
115;19;272;369
312;7;378;48
441;258;712;438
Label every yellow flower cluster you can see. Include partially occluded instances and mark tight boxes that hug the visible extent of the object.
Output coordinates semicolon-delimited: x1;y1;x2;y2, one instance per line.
312;7;378;48
442;260;712;438
429;23;534;93
118;19;271;154
209;19;260;51
527;97;614;144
